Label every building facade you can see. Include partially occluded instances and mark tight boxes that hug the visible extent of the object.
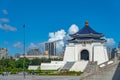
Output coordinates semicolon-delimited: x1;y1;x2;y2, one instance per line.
0;47;8;59
64;21;108;64
45;42;56;56
27;48;41;55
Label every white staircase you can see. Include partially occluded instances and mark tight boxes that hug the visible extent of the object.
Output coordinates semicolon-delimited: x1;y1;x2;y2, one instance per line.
80;59;120;80
70;61;88;72
60;62;75;72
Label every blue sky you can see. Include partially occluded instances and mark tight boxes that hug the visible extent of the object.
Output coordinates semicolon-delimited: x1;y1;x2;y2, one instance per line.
0;0;120;55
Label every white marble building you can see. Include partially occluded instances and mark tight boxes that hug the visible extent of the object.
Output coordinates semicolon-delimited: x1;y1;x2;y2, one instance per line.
41;21;109;72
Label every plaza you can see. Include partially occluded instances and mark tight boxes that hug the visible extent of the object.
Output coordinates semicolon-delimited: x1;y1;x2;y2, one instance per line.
0;74;80;80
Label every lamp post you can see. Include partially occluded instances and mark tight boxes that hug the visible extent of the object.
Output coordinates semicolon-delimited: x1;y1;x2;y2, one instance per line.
23;24;26;78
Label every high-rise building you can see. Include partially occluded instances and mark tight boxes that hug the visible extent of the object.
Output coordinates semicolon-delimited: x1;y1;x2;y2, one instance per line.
45;42;56;56
0;47;8;59
27;48;41;55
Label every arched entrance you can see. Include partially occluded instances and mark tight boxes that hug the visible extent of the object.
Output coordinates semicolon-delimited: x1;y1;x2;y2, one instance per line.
81;50;89;60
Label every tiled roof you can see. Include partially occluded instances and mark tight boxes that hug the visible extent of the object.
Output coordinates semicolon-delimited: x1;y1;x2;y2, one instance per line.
76;25;102;34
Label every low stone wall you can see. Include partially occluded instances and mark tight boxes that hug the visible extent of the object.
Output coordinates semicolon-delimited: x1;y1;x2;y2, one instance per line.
28;65;39;70
41;61;66;70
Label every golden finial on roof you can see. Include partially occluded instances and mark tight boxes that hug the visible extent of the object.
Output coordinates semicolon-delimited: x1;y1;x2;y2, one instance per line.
85;21;88;26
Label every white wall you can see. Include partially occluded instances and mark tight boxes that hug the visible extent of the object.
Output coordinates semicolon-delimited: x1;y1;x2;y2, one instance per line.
63;45;75;61
63;42;108;65
41;61;66;70
94;45;108;64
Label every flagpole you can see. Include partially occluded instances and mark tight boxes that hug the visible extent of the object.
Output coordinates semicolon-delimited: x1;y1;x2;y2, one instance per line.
23;24;26;78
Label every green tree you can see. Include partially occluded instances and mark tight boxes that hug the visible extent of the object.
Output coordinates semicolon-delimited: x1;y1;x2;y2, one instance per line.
30;58;41;65
8;59;15;69
15;58;25;68
15;58;30;69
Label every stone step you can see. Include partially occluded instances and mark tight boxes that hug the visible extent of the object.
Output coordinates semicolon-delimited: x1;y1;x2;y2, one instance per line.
80;60;120;80
60;62;75;72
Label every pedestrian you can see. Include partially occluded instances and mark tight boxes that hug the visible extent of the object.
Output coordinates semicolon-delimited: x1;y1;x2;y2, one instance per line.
23;71;26;78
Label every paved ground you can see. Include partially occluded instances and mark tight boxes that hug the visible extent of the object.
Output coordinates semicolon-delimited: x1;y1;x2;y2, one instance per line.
0;75;81;80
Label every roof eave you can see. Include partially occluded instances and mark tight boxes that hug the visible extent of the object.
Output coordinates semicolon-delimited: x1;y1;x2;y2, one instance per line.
70;33;104;38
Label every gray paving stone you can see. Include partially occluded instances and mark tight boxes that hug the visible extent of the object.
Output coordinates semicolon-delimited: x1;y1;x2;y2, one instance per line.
0;75;80;80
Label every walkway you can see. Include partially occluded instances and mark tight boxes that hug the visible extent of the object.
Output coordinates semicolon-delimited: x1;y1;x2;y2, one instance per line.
0;75;80;80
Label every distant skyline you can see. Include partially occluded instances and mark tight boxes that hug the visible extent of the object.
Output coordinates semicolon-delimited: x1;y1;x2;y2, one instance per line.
0;0;120;55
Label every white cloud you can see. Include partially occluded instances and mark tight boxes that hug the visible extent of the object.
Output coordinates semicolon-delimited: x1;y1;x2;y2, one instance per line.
68;24;79;34
0;18;9;23
0;24;17;31
66;24;79;40
48;29;66;42
105;38;115;48
13;42;23;50
0;10;16;32
2;9;8;15
29;43;38;49
49;33;54;38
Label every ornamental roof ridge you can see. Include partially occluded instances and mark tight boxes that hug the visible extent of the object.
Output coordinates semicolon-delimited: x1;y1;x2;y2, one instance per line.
70;21;103;37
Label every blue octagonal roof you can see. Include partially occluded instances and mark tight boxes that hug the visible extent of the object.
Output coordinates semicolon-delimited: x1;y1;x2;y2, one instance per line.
70;21;104;38
76;25;102;34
